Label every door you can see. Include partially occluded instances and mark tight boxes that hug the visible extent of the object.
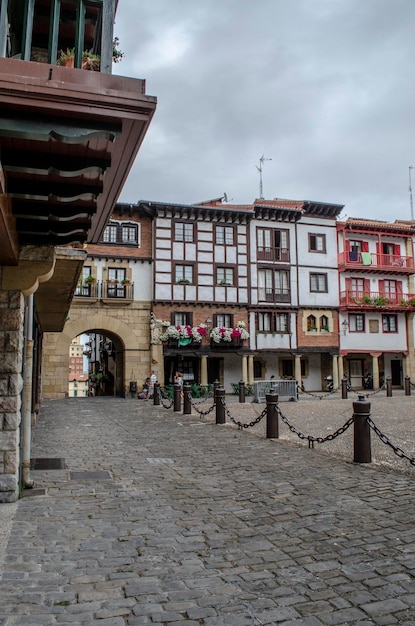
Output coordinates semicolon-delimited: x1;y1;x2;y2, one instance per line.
349;359;364;389
391;359;402;386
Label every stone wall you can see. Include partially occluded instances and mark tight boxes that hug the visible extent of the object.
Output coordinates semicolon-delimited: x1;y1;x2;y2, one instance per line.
0;288;24;502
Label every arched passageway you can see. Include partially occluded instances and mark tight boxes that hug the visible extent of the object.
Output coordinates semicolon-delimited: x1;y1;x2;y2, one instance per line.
43;312;147;400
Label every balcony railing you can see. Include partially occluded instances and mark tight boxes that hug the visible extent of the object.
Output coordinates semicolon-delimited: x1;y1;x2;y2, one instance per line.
338;251;414;272
257;247;290;262
258;288;291;303
340;290;415;309
74;281;134;300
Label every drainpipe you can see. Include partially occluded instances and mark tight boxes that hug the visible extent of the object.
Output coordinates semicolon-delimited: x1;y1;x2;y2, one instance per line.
22;294;34;489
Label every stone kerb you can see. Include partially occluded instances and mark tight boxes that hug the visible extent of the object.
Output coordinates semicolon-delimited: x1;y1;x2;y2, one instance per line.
43;312;144;400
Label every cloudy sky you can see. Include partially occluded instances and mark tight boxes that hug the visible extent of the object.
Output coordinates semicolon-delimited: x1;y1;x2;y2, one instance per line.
113;0;415;221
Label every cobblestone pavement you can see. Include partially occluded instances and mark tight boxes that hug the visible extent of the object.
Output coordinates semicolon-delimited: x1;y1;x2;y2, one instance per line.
0;394;415;625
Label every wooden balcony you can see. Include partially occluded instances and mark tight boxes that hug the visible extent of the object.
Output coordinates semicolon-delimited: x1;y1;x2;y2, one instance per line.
258;288;291;303
338;251;414;273
257;247;290;262
340;290;415;310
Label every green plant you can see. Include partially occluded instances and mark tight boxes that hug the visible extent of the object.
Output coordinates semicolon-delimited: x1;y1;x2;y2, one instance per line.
320;325;329;331
362;295;373;304
178;278;190;284
112;37;124;63
374;296;388;306
121;278;130;284
84;275;95;283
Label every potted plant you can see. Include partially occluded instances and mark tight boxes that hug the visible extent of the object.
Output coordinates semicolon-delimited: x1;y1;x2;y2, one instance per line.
121;278;131;284
178;278;190;284
57;39;124;71
57;48;101;70
84;275;96;284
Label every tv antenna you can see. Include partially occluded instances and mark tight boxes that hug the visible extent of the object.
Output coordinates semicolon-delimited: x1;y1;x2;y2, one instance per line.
409;166;415;220
256;155;272;199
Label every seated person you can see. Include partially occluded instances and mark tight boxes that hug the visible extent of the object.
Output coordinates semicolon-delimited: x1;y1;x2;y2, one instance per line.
137;378;151;399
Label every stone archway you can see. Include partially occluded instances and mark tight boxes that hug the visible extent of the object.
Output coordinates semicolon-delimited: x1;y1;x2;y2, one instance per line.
42;313;146;400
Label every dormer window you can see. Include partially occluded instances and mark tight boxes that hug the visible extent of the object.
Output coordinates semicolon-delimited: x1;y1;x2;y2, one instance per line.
102;221;140;246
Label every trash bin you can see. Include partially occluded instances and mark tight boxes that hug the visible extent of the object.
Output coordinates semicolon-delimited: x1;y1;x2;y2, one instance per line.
129;381;137;397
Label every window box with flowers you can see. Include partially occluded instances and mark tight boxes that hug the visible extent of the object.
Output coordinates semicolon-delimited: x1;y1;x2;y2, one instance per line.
160;323;208;347
210;321;249;347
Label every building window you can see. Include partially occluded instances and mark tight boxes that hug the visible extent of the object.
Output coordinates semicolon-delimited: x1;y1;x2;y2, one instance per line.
258;312;289;333
122;224;139;243
102;221;140;246
258;268;290;302
107;268;127;298
175;265;193;283
172;312;192;326
382;314;397;333
217;267;234;285
216;225;234;245
307;314;317;331
175;222;193;242
103;223;118;243
309;233;326;253
310;273;328;293
349;313;365;332
215;314;233;327
319;315;329;331
257;228;289;261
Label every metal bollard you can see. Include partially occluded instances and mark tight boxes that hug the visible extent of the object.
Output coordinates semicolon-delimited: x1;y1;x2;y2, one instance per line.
173;383;181;412
153;382;160;406
353;395;371;463
386;377;392;397
239;380;246;404
213;379;220;400
266;393;279;439
215;386;226;424
341;376;348;399
405;376;411;396
183;383;192;415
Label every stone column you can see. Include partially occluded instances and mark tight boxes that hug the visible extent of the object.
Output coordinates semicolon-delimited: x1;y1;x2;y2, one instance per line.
200;355;208;386
0;289;24;503
332;355;339;390
248;355;254;385
242;355;248;384
371;353;380;389
294;355;302;385
338;355;344;382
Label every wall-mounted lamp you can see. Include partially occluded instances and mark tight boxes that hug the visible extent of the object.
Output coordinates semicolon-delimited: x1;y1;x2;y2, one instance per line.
205;317;212;325
341;320;348;336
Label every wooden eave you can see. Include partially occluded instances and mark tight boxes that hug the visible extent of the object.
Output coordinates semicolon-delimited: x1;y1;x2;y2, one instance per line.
337;219;415;237
302;200;344;219
138;200;253;224
0;57;156;264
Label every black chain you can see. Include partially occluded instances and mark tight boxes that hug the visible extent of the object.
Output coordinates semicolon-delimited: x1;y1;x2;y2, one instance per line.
187;392;216;417
276;405;354;448
297;385;340;400
367;417;415;466
220;396;267;430
157;387;174;409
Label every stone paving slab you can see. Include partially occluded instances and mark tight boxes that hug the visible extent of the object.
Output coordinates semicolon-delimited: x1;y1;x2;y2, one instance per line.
0;396;414;625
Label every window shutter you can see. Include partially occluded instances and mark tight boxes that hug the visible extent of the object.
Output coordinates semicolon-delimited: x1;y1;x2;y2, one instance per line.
362;241;369;253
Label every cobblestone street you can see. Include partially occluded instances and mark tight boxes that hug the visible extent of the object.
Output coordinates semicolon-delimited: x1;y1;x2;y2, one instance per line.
0;395;414;625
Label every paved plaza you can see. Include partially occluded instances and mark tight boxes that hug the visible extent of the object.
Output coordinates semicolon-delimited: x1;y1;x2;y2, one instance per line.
0;393;415;625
